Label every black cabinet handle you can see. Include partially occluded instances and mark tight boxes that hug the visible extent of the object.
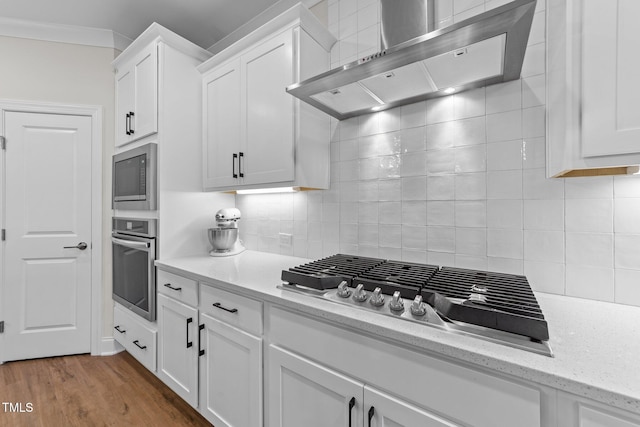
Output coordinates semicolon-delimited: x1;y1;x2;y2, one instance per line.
129;111;135;134
368;406;375;427
212;302;238;314
239;152;244;178
125;113;131;135
114;325;126;334
348;397;355;427
186;317;193;348
232;153;238;178
133;340;147;350
164;283;182;291
198;324;205;356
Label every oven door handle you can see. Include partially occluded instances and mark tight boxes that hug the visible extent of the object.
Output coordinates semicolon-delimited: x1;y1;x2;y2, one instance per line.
111;236;150;249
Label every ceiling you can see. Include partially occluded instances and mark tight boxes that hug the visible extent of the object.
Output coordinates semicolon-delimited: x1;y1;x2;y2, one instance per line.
0;0;317;49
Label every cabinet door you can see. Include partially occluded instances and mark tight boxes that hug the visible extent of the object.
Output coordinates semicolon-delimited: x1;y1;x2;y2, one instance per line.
199;313;262;427
557;392;640;427
157;294;198;408
268;345;364;427
131;43;158;142
115;68;134;147
203;59;242;189
241;30;295;186
582;0;640;157
364;386;461;427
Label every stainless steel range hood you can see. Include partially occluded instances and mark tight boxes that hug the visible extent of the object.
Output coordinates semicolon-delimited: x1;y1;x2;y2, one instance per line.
286;0;537;120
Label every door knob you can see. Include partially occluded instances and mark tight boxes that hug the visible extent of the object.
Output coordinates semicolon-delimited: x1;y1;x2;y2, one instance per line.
64;242;88;250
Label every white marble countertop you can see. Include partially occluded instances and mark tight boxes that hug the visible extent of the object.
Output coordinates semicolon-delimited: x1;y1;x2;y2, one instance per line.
155;250;640;414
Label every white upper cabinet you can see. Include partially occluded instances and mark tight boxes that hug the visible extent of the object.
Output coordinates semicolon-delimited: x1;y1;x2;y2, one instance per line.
547;0;640;177
115;43;158;147
199;4;336;192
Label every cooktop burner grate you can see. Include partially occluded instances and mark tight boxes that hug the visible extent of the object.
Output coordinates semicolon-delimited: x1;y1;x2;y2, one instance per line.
281;254;384;290
355;261;440;298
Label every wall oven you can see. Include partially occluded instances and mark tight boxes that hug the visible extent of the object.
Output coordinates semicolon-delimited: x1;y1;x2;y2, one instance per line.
112;143;157;210
112;217;157;321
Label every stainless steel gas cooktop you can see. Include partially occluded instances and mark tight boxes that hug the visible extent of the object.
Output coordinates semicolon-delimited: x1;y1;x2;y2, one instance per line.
279;254;553;357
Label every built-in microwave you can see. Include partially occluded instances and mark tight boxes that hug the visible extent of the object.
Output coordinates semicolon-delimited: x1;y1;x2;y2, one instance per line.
112;143;157;210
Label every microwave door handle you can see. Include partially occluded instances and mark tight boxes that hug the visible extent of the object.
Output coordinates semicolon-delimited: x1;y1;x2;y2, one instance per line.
111;237;150;250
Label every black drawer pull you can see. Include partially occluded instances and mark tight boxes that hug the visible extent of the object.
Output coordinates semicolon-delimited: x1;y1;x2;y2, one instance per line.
198;324;205;357
125;113;130;135
186;317;193;348
238;152;244;178
368;406;375;427
129;111;135;134
348;397;356;427
232;153;238;178
114;325;126;334
133;340;147;350
212;302;238;314
164;283;182;291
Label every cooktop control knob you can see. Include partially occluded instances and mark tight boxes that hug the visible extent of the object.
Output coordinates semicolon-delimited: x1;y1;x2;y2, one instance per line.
369;287;385;307
389;291;404;312
337;281;352;298
410;295;427;317
352;284;368;302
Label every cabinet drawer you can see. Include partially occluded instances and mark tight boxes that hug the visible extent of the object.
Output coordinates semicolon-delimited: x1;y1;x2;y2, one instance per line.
157;270;198;307
114;304;157;372
200;284;262;336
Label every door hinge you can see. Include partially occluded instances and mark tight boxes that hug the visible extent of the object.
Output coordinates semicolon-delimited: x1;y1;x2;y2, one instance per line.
0;321;4;333
0;136;5;150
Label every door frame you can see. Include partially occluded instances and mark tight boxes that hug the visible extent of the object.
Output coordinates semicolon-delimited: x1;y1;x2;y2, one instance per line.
0;99;103;362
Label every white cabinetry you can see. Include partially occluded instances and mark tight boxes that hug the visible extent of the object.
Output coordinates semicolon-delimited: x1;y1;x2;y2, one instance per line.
198;284;263;427
547;0;640;177
115;43;158;147
199;4;335;192
268;306;543;427
557;392;640;427
156;271;199;407
113;303;157;371
269;345;458;427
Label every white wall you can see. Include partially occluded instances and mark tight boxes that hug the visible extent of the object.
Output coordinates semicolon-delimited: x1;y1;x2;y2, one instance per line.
237;0;640;308
0;35;116;337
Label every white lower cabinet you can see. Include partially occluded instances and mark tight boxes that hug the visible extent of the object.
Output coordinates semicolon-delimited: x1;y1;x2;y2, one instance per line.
199;313;262;427
113;303;157;372
268;345;458;427
157;293;199;408
557;391;640;427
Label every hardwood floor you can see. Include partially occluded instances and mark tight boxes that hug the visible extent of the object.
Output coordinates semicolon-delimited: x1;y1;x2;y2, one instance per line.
0;351;212;426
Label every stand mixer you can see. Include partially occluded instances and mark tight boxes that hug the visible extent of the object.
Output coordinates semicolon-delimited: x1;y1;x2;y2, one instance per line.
207;208;246;257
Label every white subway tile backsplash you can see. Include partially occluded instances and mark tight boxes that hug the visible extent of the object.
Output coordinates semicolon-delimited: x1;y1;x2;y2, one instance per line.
401;101;427;129
522;137;545;169
339;0;358;20
487;199;523;229
566;232;613;268
377;179;401;201
487;170;522;200
565;198;613;233
524;230;564;263
339;12;357;37
378;201;401;224
488;257;523;275
426;201;454;226
379;246;402;261
524;199;564;231
426;121;455;150
379;224;402;248
358;201;378;223
428;251;455;266
454;145;486;173
427;175;455;200
523;168;564;199
402;201;428;226
486;80;522;114
615;269;640;307
426;96;454;124
402;176;428;200
340;223;358;245
455;227;486;256
486;110;522;142
358;223;378;246
402;225;427;250
521;42;545;77
524;261;564;294
339;138;359;161
454;172;487;200
403;249;429;264
615;198;640;233
401;150;428;176
426;149;455;174
401;126;427;153
453;117;486;147
357;3;378;31
455;255;488;270
565;265;614;302
487;140;523;171
565;176;613;199
522;106;545;138
614;234;640;270
378;108;403;134
614;176;640;198
487;228;523;259
455;200;487;227
453;87;486;120
427;226;456;253
522;74;546;108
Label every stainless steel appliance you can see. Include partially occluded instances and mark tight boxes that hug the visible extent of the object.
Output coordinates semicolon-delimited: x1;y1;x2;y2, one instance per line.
208;208;245;257
286;0;537;120
280;254;552;357
112;217;157;321
112;143;157;210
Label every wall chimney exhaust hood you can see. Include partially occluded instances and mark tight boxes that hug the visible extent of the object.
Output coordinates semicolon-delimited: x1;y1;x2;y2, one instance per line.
286;0;537;120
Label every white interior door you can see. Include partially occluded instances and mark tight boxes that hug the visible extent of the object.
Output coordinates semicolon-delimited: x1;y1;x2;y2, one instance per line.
3;111;92;362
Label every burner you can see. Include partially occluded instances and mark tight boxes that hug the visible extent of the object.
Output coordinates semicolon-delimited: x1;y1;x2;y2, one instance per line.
280;255;552;356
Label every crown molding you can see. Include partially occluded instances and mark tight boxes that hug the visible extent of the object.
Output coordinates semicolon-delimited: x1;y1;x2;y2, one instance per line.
0;17;132;51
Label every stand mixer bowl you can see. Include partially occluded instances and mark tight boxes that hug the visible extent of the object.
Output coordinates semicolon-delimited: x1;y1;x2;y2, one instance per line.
208;227;238;252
